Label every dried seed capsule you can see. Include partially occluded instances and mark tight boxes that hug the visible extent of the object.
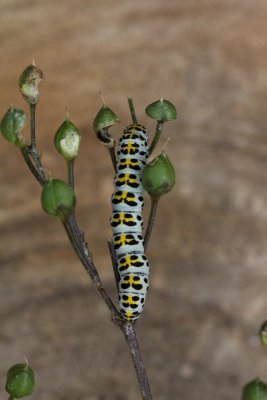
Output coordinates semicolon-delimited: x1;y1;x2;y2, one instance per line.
242;378;267;400
41;178;76;220
142;151;175;199
19;63;43;105
5;363;35;398
93;105;119;133
145;99;177;122
93;105;119;147
54;119;81;161
0;107;26;148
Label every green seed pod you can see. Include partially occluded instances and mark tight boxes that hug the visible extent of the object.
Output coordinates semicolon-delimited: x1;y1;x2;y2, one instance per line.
242;378;267;400
41;178;76;220
54;119;81;161
93;105;119;133
5;363;35;398
142;151;175;199
145;99;177;122
259;320;267;348
19;63;43;105
0;107;26;148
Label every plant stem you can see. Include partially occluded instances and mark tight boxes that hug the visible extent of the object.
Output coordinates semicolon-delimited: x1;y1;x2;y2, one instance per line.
30;104;36;148
108;146;117;173
63;215;154;399
96;128;117;173
128;97;138;124
144;197;159;251
21;147;46;186
108;239;119;292
21;127;153;399
148;121;164;156
122;323;153;400
63;214;153;398
67;160;74;190
62;213;121;320
29;103;45;180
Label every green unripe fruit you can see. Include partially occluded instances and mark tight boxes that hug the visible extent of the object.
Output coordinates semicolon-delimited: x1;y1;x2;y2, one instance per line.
142;151;175;199
0;107;26;148
5;363;35;398
259;320;267;347
41;178;76;220
19;63;43;105
145;99;177;122
54;119;81;161
242;379;267;400
93;105;119;133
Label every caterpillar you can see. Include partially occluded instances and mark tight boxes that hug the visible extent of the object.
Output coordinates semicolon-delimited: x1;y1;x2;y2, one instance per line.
111;123;149;321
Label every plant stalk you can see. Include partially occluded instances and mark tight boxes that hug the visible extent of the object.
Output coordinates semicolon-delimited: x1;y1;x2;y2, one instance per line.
63;215;154;399
148;121;164;156
144;197;159;251
108;239;120;292
97;128;117;172
128;96;138;124
21;147;46;186
67;160;75;190
62;213;121;320
20;109;153;400
108;146;117;173
122;323;153;400
29;103;45;180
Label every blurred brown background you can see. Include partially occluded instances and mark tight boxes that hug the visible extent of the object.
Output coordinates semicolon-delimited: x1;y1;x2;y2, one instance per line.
1;0;267;399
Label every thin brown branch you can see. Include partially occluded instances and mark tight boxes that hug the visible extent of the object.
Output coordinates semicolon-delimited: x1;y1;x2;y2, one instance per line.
21;146;46;186
128;96;138;124
122;322;153;400
29;104;45;180
62;213;121;320
144;198;159;251
108;239;120;292
67;160;75;190
148;121;164;156
108;146;117;173
20;100;153;400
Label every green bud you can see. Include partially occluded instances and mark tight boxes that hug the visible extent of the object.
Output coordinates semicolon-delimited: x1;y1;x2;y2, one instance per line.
54;119;81;161
41;178;76;220
93;105;119;133
259;320;267;347
5;363;35;398
242;379;267;400
142;151;175;199
145;99;177;122
19;63;43;105
0;107;26;148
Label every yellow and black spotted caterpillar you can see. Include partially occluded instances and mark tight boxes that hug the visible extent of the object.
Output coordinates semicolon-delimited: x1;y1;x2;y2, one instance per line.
111;124;149;321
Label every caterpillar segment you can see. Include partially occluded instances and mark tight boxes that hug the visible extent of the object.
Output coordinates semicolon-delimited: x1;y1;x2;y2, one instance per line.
111;123;149;321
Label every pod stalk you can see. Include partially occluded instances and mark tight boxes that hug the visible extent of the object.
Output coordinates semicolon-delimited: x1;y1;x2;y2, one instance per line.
128;96;138;124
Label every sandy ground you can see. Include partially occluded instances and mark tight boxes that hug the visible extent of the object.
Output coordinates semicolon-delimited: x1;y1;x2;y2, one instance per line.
1;1;267;399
